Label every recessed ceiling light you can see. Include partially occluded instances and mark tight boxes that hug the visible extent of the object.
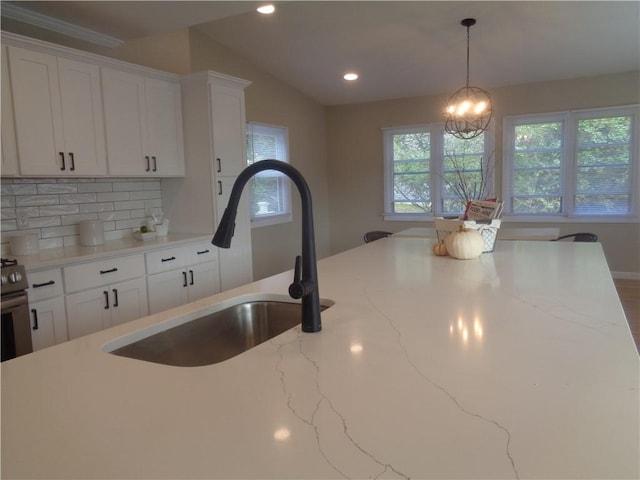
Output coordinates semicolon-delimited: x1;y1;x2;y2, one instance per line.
343;73;359;81
257;4;275;14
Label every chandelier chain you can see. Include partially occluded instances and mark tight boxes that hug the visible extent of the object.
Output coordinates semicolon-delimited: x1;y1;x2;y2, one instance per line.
466;24;470;88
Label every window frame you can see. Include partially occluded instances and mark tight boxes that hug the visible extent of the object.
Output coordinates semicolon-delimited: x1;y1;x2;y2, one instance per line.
382;123;495;220
502;105;640;222
246;122;292;228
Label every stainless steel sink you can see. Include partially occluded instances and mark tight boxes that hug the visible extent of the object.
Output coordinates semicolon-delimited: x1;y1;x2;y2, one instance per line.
107;299;331;367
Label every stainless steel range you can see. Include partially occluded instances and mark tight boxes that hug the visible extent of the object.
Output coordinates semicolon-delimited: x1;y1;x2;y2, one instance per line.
1;258;33;361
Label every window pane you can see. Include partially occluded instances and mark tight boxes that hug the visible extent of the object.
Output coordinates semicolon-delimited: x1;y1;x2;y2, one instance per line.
575;116;632;214
391;132;430;213
511;122;563;213
512;197;561;213
251;176;289;217
246;123;290;221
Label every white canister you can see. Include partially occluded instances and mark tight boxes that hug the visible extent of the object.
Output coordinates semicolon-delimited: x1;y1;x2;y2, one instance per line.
79;220;104;246
155;219;169;236
9;233;39;256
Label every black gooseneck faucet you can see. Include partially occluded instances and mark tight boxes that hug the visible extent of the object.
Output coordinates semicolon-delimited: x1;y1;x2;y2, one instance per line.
212;159;322;333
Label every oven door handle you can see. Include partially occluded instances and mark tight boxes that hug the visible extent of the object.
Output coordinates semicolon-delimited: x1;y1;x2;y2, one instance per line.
1;294;28;310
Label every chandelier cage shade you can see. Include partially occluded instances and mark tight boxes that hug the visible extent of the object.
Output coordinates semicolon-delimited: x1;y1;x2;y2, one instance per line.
444;18;492;140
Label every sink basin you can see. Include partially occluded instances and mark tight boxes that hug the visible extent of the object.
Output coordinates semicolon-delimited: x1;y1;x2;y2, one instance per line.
106;297;332;367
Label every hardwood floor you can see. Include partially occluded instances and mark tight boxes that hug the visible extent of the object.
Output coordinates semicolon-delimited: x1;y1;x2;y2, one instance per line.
613;278;640;352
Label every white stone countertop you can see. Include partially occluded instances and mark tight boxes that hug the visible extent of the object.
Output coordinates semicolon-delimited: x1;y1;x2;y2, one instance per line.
1;238;638;479
7;232;212;271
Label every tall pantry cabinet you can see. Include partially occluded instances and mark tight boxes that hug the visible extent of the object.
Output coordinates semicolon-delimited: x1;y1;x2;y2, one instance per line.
163;71;253;291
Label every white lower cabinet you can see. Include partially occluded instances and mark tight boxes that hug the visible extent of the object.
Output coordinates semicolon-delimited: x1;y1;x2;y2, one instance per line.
65;278;148;340
29;297;67;351
25;241;218;344
63;254;147;340
27;268;67;351
146;242;219;315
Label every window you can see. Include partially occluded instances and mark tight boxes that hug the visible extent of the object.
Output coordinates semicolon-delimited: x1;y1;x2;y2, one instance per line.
383;124;493;219
246;123;291;226
503;106;639;219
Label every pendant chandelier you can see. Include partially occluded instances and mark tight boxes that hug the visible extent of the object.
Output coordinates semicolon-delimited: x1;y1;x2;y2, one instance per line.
444;18;492;140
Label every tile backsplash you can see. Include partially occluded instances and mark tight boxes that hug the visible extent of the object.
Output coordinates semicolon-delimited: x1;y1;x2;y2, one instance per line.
1;177;163;252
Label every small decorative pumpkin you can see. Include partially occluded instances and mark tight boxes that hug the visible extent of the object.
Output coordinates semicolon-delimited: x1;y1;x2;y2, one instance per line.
432;241;448;256
445;227;484;260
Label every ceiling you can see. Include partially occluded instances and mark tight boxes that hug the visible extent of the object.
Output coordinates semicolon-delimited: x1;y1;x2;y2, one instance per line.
2;1;639;106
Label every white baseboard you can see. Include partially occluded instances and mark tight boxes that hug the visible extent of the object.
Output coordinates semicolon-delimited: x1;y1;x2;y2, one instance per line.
611;271;640;280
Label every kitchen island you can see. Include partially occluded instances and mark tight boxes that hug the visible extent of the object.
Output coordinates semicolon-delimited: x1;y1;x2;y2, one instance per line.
2;238;638;479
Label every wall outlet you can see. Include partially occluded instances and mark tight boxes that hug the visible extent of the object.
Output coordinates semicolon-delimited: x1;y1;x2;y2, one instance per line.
17;211;29;228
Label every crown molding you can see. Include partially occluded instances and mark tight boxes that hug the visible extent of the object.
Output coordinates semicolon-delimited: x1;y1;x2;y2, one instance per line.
1;3;123;48
1;31;180;82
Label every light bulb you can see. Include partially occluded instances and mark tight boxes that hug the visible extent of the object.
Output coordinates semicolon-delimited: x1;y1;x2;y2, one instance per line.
474;101;486;114
457;101;471;116
257;4;275;14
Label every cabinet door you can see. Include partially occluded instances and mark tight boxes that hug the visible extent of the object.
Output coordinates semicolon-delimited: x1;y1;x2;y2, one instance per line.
57;58;107;175
147;269;189;315
210;83;247;177
215;176;253;291
30;296;67;351
66;287;111;340
102;67;148;175
144;78;184;176
109;278;148;327
187;262;219;302
8;46;65;175
1;46;19;176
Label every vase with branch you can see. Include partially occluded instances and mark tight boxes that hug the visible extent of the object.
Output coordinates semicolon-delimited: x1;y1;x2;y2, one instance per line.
441;150;497;219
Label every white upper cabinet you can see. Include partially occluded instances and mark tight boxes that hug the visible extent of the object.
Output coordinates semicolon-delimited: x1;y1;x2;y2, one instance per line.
1;46;19;176
102;68;184;176
210;83;248;177
7;46;107;176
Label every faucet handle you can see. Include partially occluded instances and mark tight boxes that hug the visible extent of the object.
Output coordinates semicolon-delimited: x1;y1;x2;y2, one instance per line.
288;255;304;299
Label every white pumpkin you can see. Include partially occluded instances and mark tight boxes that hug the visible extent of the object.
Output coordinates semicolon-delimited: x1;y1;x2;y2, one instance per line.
445;227;484;260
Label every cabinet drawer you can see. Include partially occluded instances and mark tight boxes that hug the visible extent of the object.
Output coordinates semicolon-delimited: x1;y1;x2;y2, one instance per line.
186;242;217;265
28;268;64;301
63;254;145;293
145;246;188;275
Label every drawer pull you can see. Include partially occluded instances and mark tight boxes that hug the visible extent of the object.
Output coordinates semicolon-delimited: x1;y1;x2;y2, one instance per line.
216;158;221;173
197;249;210;255
161;256;176;263
104;291;110;309
32;280;55;288
31;308;39;330
217;180;222;195
100;268;118;274
182;271;188;288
